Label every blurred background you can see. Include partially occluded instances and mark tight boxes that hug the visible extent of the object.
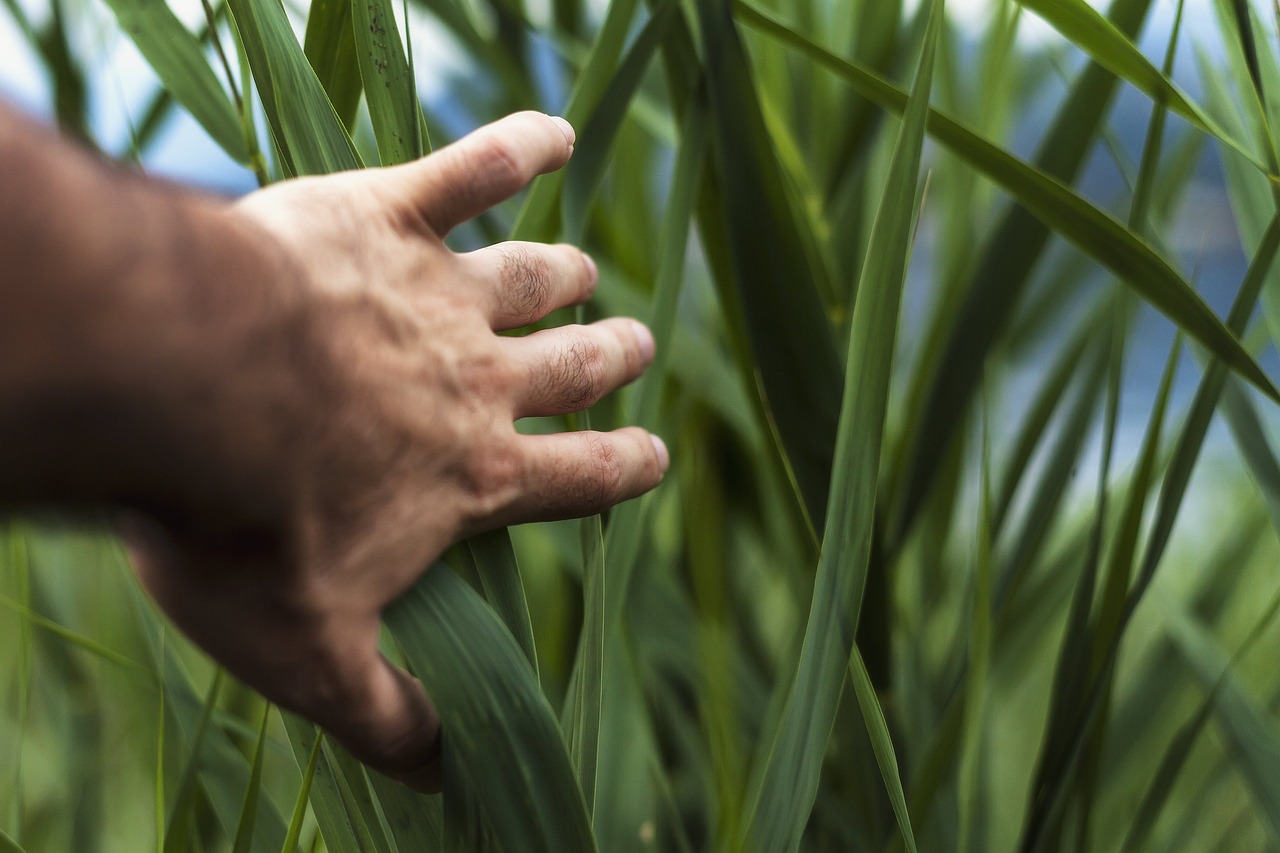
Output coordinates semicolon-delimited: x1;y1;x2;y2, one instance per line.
5;0;1280;850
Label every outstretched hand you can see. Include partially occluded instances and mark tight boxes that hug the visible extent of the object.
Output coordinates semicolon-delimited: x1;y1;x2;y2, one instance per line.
122;112;667;790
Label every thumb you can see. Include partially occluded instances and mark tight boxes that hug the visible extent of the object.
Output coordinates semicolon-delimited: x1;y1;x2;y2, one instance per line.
308;644;443;792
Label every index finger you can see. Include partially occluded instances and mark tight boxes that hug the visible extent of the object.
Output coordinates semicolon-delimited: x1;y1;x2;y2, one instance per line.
387;112;575;236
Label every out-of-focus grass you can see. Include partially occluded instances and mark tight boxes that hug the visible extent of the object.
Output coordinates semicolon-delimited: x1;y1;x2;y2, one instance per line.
6;0;1280;850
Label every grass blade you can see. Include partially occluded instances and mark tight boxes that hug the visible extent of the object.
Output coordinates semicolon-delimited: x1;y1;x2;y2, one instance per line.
99;0;248;162
386;567;596;853
1014;0;1269;176
228;0;362;175
736;0;1278;410
850;647;918;853
231;704;272;853
282;732;322;853
351;0;425;165
304;0;362;130
738;1;942;847
695;0;843;531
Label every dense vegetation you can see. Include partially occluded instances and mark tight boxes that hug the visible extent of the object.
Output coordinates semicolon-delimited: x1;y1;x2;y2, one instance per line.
5;0;1280;849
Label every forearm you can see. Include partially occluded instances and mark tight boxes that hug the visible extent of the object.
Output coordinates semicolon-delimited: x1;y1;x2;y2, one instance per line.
0;105;306;526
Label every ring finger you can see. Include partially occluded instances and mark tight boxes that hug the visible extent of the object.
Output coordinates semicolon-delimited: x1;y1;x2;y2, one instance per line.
501;318;655;418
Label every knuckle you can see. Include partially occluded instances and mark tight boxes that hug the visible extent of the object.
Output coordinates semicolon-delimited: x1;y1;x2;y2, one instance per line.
501;244;553;324
559;329;607;410
458;437;523;522
473;135;524;189
583;433;623;507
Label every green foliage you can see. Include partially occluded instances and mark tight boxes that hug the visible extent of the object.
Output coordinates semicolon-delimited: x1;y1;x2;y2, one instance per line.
6;0;1280;850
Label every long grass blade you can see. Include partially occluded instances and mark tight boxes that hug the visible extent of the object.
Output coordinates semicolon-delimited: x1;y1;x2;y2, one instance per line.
1014;0;1269;176
228;0;362;175
738;1;942;847
386;567;596;853
303;0;362;130
100;0;248;162
231;704;273;853
351;0;425;165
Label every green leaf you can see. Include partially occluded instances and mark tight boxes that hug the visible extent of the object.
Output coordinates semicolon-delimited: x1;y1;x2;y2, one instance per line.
561;0;677;241
696;0;844;531
231;705;272;853
735;0;1278;412
351;0;425;165
385;567;596;853
228;0;362;175
304;0;362;130
850;647;918;853
281;716;368;853
0;828;27;853
1014;0;1270;177
99;0;249;162
737;1;942;847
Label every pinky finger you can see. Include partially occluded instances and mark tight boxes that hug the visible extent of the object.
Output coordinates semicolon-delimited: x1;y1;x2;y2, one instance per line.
494;428;669;526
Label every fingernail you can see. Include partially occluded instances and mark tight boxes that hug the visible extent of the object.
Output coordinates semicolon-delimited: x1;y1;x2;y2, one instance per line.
583;253;599;290
549;115;576;147
650;434;670;472
631;320;655;365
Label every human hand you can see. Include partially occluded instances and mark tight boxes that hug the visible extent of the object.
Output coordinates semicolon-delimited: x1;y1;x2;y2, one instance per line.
122;112;668;790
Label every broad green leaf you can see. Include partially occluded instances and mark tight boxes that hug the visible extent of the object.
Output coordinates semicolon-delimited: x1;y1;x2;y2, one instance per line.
385;567;596;853
304;0;362;130
99;0;248;162
454;531;537;673
228;0;362;175
1014;0;1270;177
366;770;442;850
738;1;941;847
696;0;843;531
351;0;425;165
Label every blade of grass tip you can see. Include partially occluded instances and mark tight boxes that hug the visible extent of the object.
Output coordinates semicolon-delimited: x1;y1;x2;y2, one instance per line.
1015;0;1271;178
351;0;425;165
164;669;225;853
232;704;273;853
227;0;362;176
280;716;366;853
1123;583;1280;851
386;567;596;853
1165;604;1280;844
282;732;323;853
957;384;995;853
99;0;249;163
737;1;943;849
561;0;677;242
304;0;362;131
850;647;918;853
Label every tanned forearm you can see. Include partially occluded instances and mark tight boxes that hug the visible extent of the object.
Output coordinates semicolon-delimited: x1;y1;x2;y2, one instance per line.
0;104;308;531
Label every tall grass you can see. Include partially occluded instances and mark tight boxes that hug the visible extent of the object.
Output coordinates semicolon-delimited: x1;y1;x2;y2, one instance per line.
5;0;1280;849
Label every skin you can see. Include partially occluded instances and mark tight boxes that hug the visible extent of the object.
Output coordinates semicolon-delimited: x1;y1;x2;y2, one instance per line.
0;106;668;790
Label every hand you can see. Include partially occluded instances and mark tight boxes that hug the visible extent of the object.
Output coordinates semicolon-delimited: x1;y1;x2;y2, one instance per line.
121;112;668;790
